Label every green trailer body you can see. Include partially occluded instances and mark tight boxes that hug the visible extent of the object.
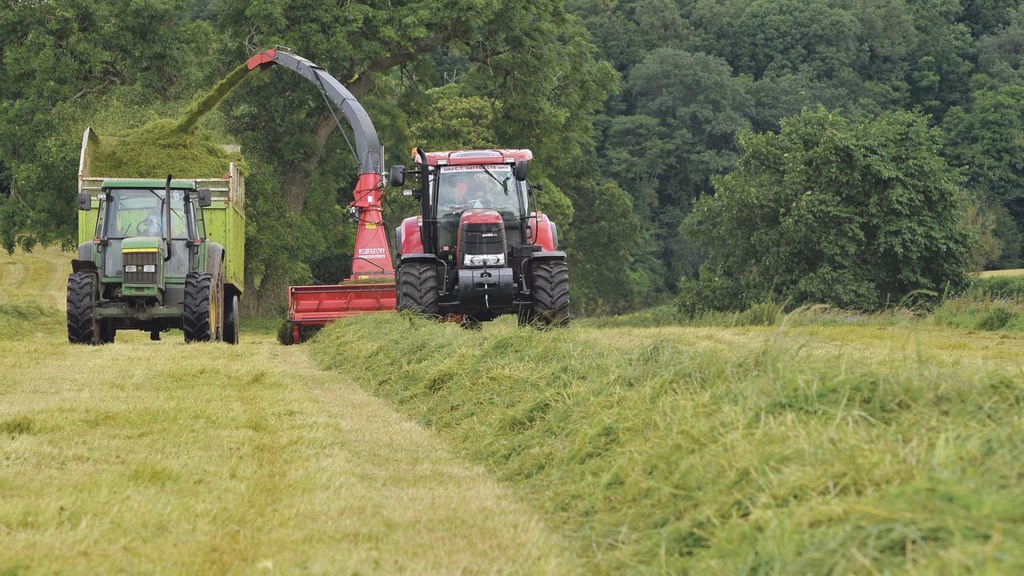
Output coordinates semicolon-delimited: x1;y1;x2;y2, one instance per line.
70;127;245;344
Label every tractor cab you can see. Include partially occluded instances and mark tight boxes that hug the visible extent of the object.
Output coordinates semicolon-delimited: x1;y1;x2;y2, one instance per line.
433;163;529;265
80;179;211;301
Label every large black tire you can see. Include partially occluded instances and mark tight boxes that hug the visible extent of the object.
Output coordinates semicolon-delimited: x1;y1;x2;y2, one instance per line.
397;262;439;317
531;259;570;327
67;272;98;344
224;292;239;345
183;272;213;342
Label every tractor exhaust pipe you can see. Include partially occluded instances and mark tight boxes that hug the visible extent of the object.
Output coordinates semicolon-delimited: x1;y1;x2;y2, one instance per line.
164;174;173;262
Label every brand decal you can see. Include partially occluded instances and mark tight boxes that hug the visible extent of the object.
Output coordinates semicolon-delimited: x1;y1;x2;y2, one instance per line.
357;247;387;259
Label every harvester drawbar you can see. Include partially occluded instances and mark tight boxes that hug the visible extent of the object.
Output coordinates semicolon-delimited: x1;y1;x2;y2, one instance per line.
245;48;396;343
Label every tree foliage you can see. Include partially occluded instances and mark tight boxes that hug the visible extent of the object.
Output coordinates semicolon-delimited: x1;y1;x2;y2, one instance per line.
0;0;218;252
682;109;972;313
2;0;1022;315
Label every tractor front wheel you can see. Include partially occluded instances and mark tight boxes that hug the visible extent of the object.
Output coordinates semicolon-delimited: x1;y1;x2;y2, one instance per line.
183;272;213;342
397;262;439;317
67;272;99;344
530;259;570;327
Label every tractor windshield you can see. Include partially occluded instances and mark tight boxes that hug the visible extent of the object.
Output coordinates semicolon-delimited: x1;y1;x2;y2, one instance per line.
100;188;195;279
106;189;191;240
437;166;522;216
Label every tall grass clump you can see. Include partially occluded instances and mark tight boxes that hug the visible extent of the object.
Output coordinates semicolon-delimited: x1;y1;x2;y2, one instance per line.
933;275;1024;331
964;274;1024;299
310;315;1024;574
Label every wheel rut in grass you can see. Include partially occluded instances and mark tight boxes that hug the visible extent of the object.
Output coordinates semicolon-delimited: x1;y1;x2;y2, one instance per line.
0;320;576;573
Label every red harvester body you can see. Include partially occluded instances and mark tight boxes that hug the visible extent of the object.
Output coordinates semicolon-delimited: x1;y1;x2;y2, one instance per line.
246;49;396;343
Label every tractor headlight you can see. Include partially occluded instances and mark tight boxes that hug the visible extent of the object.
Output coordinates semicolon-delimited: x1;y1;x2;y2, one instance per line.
143;264;156;273
125;265;137;273
463;253;505;267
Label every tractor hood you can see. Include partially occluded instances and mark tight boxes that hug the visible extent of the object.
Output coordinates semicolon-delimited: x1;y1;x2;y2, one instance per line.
122;236;165;252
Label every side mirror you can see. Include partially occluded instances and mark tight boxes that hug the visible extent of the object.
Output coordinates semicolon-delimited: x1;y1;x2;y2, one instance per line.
514;160;528;182
197;188;212;208
77;192;92;211
390;165;405;187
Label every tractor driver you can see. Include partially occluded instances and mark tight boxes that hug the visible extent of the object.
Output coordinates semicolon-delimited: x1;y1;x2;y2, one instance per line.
441;173;471;209
469;174;494;208
456;172;503;209
470;173;517;210
138;211;163;237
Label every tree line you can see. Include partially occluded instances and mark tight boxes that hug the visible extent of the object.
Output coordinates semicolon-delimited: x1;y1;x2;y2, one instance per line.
2;0;1022;315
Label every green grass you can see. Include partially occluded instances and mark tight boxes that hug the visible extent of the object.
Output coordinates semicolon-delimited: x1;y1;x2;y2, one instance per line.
89;119;245;179
931;275;1024;332
0;247;577;574
8;244;1024;573
974;268;1024;278
310;314;1024;574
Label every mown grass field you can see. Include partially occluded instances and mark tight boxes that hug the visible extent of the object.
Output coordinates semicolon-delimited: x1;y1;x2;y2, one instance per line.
975;268;1024;278
0;247;576;574
309;309;1024;573
3;246;1023;574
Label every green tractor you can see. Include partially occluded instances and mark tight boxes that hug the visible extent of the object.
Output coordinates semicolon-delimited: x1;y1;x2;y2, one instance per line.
69;163;244;344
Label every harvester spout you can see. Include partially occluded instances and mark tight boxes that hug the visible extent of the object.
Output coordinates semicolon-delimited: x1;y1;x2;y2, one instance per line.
248;48;397;343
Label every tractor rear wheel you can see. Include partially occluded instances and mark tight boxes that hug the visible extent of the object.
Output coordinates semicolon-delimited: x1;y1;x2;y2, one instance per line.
530;259;570;327
397;262;439;317
67;272;98;344
224;292;239;345
183;272;213;342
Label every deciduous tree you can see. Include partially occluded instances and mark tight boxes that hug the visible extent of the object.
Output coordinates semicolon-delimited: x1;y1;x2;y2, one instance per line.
682;109;972;313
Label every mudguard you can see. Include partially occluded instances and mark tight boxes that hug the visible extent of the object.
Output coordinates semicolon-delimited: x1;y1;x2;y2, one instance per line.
397;216;423;256
532;250;567;261
527;212;559;252
206;242;225;277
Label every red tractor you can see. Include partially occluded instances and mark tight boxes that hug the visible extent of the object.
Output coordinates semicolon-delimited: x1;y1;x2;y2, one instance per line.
390;149;569;326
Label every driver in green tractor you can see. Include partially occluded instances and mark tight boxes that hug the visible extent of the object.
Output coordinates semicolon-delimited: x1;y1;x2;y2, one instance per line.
139;211;162;237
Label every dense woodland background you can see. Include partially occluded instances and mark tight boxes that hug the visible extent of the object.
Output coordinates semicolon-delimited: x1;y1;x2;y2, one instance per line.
2;0;1023;316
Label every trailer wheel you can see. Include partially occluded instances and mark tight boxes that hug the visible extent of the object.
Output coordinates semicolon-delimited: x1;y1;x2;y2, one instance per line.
397;262;439;317
224;292;239;345
183;272;213;342
531;259;570;327
67;272;98;344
